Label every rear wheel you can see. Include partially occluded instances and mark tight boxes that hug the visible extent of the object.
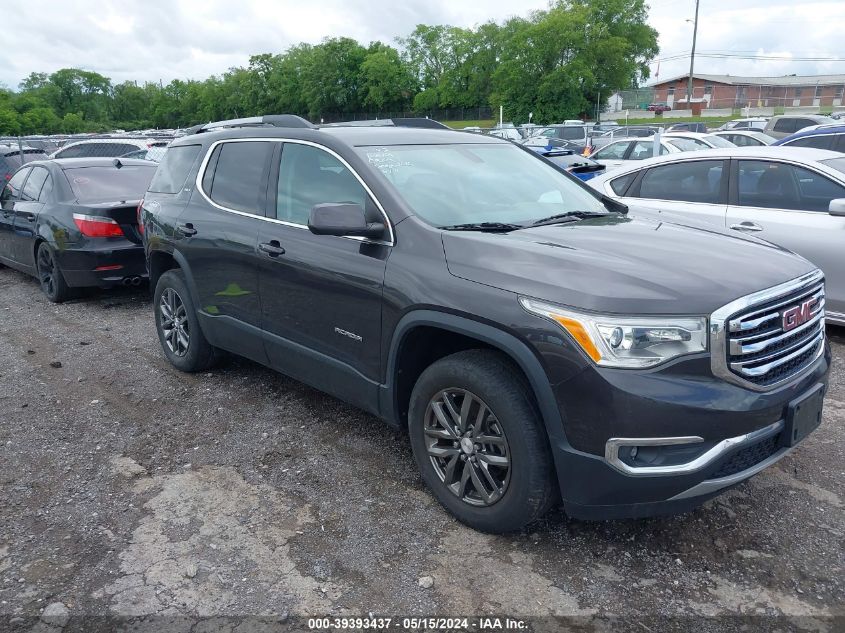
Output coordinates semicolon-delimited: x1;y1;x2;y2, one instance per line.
36;242;72;303
408;350;557;533
154;269;217;372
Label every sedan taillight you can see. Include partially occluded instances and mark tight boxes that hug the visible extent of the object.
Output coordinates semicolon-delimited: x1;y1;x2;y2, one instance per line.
73;213;124;238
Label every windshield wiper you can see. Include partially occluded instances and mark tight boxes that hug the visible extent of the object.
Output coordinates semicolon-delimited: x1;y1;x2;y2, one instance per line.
440;222;523;232
530;210;608;227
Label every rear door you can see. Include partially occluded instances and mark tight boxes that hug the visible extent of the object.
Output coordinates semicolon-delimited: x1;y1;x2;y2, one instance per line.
10;166;50;270
726;159;845;317
179;139;273;364
618;159;728;227
0;167;31;264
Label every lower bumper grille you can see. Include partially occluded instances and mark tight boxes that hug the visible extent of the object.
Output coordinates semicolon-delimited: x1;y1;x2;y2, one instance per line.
710;435;779;479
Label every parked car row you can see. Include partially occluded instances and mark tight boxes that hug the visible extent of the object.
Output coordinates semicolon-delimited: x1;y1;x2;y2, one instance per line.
0;115;834;534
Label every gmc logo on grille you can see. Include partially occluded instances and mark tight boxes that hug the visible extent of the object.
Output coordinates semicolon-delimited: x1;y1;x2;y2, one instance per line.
782;298;816;332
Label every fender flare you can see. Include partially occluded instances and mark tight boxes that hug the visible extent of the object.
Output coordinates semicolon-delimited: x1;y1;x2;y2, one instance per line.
382;309;570;450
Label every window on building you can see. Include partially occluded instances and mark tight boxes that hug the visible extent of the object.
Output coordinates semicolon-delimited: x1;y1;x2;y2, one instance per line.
815;85;824;98
704;85;713;95
795;87;803;98
836;86;844;99
667;87;675;98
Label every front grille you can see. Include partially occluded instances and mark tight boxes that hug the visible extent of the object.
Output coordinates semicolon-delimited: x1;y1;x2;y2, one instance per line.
710;435;779;479
724;280;825;388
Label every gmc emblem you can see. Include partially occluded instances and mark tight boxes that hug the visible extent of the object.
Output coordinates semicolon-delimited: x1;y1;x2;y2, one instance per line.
782;298;816;332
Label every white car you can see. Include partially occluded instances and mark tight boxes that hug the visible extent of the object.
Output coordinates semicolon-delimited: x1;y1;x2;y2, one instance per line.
50;138;165;160
588;136;685;171
711;130;777;147
662;132;737;150
716;117;768;132
587;146;845;323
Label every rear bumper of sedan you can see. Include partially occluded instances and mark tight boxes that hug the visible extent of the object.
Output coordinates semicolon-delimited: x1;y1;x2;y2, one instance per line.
55;242;147;288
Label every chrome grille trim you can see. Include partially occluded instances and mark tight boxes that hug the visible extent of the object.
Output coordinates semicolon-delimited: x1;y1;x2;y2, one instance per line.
711;270;826;391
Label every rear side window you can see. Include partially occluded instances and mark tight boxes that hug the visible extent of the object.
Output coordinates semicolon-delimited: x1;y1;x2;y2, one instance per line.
593;141;630;160
205;141;273;215
639;161;724;203
148;145;201;194
21;167;49;201
559;127;586;140
58;142;139;159
64;165;156;203
785;135;834;150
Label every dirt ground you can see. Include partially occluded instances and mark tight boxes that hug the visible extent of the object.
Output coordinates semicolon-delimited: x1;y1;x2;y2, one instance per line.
0;266;843;633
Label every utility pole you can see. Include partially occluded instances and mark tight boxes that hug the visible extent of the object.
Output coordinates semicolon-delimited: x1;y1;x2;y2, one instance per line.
687;0;700;107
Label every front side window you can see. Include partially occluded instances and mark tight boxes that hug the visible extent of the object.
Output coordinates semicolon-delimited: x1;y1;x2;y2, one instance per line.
206;141;273;215
592;141;631;160
638;161;724;203
276;143;368;225
737;160;845;211
21;167;48;201
148;145;201;194
1;168;30;202
359;143;607;228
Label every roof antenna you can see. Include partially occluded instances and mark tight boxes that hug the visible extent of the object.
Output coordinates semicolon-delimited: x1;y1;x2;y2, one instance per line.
112;158;123;169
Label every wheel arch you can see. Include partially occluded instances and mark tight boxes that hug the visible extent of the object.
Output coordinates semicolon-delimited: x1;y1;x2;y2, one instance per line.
382;310;568;451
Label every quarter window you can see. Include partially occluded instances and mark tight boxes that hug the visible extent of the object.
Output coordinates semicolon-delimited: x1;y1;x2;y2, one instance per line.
638;161;724;203
148;145;201;194
206;141;273;215
276;143;368;225
737;160;845;211
609;172;637;196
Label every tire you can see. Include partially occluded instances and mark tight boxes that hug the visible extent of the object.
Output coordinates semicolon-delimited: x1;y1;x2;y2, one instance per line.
36;242;73;303
408;349;557;533
153;269;217;372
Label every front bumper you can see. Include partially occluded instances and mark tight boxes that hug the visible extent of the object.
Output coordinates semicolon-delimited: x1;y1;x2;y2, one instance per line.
55;242;147;288
550;348;830;520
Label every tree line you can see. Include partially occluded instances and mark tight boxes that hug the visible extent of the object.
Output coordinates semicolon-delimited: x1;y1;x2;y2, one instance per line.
0;0;657;135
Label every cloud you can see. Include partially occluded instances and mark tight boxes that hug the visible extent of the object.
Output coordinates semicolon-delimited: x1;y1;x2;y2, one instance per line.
1;0;841;90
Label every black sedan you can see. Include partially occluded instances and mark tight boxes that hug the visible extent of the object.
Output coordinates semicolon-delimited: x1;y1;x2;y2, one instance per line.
0;158;156;302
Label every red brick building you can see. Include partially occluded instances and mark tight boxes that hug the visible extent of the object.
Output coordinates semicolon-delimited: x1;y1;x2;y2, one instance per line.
650;73;845;110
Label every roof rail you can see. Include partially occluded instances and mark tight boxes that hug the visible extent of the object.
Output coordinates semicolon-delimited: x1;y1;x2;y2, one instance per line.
185;114;317;135
321;117;450;130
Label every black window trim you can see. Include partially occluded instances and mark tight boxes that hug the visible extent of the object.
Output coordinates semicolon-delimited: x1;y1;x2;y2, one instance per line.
728;157;845;211
782;133;832;149
2;166;32;202
194;137;395;246
629;158;729;205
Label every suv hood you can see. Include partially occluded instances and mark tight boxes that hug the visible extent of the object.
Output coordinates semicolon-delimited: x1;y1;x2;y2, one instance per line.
442;215;816;315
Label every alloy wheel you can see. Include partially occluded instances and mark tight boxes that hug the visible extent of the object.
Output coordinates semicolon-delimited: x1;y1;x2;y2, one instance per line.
424;388;511;506
159;287;190;357
37;247;56;298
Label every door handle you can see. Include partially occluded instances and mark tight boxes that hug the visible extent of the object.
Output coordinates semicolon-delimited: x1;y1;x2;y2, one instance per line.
258;241;285;257
730;222;763;232
176;222;197;237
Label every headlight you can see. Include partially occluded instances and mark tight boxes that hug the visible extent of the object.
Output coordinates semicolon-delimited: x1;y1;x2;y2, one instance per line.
520;298;708;368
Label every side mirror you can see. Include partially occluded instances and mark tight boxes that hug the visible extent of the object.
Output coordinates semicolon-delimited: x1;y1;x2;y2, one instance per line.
829;198;845;217
308;203;385;239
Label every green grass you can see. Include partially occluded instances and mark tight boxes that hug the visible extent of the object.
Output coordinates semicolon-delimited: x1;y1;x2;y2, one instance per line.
443;119;497;129
614;115;736;127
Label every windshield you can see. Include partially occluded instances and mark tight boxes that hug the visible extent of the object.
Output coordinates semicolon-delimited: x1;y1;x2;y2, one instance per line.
359;143;608;227
64;165;156;203
821;157;845;177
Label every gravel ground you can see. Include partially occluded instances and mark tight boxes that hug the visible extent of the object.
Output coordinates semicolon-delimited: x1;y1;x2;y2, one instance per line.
0;266;843;633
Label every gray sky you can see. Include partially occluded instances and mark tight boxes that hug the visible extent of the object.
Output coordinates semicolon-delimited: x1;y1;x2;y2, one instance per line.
1;0;843;90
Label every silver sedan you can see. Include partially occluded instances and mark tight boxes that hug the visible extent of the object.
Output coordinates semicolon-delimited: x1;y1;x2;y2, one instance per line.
587;146;845;324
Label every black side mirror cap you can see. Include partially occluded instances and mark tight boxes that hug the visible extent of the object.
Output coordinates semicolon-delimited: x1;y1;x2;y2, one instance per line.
308;203;386;239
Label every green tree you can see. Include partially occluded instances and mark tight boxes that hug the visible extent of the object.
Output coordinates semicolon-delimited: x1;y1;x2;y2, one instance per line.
301;37;367;119
360;43;415;112
61;112;85;133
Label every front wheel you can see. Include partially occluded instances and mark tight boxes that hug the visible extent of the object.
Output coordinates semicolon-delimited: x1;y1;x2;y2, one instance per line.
408;350;557;533
153;269;217;372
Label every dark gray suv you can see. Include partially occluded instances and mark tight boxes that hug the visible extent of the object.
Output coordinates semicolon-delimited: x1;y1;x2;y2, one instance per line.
141;115;830;532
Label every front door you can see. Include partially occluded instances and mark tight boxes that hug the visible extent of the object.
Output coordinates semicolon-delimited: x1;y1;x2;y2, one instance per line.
727;159;845;318
258;141;389;413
